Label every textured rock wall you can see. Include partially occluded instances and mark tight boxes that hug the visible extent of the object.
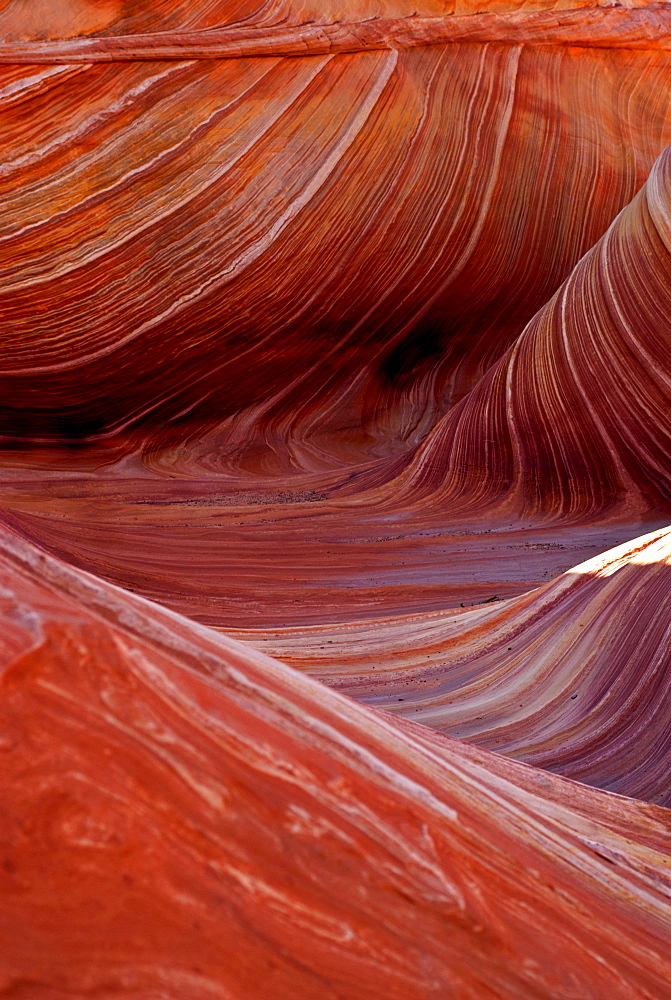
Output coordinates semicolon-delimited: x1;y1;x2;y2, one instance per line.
1;1;671;997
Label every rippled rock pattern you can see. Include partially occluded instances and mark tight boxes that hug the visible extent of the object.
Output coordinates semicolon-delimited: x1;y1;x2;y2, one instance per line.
1;0;671;996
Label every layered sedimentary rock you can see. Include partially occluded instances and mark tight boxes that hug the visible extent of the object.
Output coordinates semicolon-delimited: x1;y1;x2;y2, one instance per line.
1;18;671;469
235;526;671;805
0;525;670;999
394;143;671;519
3;0;671;996
3;133;671;629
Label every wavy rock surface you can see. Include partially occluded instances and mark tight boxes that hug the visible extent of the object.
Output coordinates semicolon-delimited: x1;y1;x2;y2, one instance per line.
1;29;671;468
0;525;670;999
394;143;671;520
4;113;671;626
233;526;671;805
3;1;671;996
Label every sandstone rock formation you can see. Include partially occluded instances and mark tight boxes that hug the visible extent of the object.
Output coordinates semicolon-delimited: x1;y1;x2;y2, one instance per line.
1;0;671;996
0;524;670;999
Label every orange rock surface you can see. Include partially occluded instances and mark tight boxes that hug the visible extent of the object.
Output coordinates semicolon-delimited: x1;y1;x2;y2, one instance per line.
0;525;670;999
1;0;671;996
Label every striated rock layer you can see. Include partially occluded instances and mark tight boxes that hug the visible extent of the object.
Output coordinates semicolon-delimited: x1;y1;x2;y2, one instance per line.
0;526;670;999
2;0;671;996
4;136;671;628
234;526;671;805
0;29;671;465
392;143;671;519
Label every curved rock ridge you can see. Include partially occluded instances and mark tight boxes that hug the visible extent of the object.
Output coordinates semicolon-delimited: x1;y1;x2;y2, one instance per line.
0;0;660;47
2;7;671;61
232;525;671;805
392;142;671;519
0;0;582;46
0;524;670;999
